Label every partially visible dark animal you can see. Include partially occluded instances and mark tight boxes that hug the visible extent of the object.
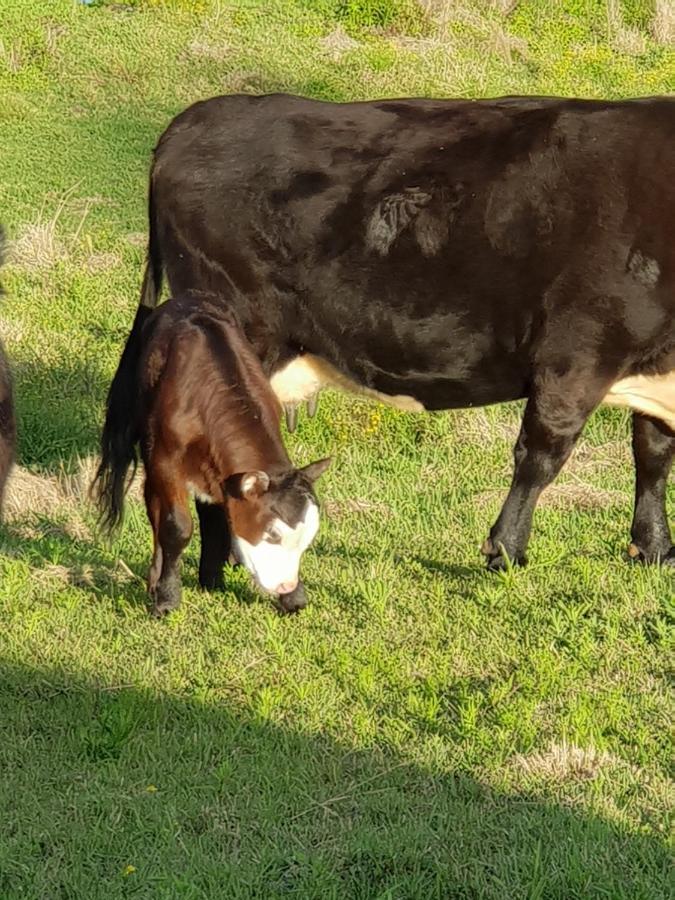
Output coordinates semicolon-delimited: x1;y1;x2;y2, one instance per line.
94;292;330;616
131;93;673;569
0;227;16;515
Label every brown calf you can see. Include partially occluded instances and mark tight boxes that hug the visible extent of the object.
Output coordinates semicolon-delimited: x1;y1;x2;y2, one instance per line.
94;292;329;615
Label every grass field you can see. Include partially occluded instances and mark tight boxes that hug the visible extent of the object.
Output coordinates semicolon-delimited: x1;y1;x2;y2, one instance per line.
0;1;673;897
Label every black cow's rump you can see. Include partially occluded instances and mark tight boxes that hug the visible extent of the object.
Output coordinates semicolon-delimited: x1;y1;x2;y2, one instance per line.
118;93;675;569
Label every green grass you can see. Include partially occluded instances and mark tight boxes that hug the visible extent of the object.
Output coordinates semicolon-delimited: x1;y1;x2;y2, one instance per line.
0;0;673;896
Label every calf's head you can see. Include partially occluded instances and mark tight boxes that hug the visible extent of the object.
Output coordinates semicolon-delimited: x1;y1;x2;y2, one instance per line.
224;458;330;596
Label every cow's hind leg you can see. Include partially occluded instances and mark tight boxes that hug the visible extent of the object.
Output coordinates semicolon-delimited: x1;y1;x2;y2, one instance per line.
629;413;674;566
196;501;231;590
483;370;608;570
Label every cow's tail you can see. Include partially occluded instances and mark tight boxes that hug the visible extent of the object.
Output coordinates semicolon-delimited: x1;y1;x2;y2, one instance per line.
140;167;163;310
0;226;16;517
92;303;149;530
93;169;163;528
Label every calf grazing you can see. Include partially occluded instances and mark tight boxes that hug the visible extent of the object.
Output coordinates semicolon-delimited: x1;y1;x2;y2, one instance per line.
125;93;673;570
0;227;16;516
94;293;330;616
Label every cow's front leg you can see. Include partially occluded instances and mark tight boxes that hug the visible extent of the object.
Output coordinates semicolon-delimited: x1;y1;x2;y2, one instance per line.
482;371;605;570
196;501;231;590
629;413;674;565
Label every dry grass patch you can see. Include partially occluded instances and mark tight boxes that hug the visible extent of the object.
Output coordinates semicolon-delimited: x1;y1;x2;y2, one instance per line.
4;456;143;523
606;0;646;55
452;408;521;445
32;557;139;591
475;479;624;512
10;222;67;271
222;70;267;93
0;319;26;346
489;21;528;64
0;38;22;74
4;466;66;520
653;0;675;45
419;0;463;27
44;22;67;56
187;37;231;61
84;251;121;274
491;0;518;13
9;188;100;272
538;481;625;510
319;27;361;61
565;439;630;477
421;0;500;32
512;741;618;783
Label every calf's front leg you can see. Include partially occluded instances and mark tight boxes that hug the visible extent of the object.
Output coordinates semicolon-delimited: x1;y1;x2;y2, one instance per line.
196;501;232;590
145;481;193;616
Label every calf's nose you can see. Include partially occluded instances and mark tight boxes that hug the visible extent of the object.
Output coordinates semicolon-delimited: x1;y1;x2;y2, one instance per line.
276;580;299;595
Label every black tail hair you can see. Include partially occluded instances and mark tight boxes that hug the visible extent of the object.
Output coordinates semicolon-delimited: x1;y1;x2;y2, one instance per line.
139;166;163;310
93;167;164;528
93;304;152;530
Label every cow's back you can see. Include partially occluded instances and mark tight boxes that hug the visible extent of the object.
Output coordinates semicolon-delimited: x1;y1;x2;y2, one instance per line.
150;94;675;411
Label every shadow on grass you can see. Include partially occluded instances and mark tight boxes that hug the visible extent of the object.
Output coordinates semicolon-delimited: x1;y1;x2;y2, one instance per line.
403;555;479;579
12;357;107;470
0;660;670;899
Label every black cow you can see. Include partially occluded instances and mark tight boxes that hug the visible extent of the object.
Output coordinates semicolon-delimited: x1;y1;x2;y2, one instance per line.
106;93;674;581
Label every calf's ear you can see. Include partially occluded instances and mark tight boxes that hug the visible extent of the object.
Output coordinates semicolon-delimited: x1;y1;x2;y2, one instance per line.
225;471;270;500
299;457;331;483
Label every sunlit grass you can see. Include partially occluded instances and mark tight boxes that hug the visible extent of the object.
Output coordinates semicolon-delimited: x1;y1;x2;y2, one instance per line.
0;0;672;897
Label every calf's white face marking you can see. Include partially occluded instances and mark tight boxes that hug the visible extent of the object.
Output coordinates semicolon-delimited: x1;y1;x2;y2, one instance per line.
233;501;320;594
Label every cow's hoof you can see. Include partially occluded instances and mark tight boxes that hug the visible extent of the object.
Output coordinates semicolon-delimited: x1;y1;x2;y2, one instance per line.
481;537;526;571
628;543;675;566
150;581;181;617
277;583;308;614
199;571;225;592
150;599;178;618
486;553;527;572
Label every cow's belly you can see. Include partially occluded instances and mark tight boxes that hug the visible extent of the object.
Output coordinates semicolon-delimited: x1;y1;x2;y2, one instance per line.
272;355;675;432
270;354;425;412
603;371;675;430
270;353;525;412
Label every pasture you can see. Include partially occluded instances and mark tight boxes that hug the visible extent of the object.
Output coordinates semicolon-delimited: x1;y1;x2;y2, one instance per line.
0;1;673;897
